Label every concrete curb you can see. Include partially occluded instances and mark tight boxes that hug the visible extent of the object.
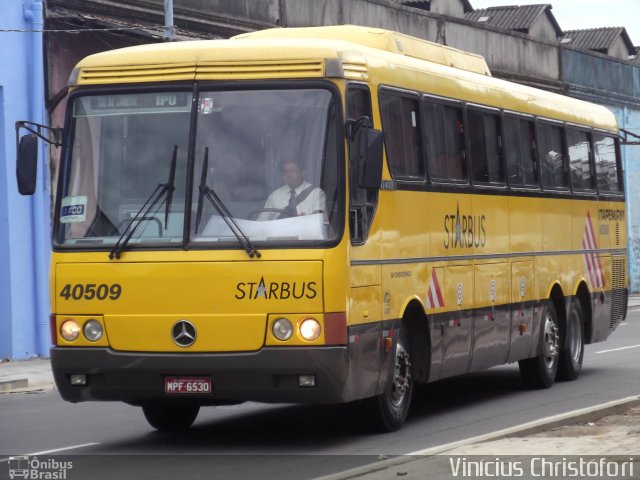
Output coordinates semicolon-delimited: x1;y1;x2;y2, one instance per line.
0;358;55;394
314;395;640;480
0;379;29;392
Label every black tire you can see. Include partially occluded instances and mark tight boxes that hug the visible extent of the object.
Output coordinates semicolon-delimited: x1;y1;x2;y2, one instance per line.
557;298;585;381
519;300;560;389
142;403;200;431
364;324;413;432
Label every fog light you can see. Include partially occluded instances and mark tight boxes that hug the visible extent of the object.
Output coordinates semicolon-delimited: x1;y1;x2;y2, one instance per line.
273;318;293;341
299;375;316;387
60;320;80;341
70;374;87;386
83;319;103;342
300;318;321;341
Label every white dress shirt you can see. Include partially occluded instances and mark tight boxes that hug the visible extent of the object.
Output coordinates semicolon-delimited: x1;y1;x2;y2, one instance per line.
259;181;326;221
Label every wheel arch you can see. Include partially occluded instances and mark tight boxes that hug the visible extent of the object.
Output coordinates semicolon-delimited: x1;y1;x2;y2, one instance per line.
573;281;593;344
401;298;431;384
546;283;566;350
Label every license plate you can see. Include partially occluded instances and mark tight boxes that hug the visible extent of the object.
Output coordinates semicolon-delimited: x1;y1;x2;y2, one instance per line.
164;376;212;395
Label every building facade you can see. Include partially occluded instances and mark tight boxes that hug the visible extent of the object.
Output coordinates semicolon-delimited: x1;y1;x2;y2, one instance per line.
0;0;50;359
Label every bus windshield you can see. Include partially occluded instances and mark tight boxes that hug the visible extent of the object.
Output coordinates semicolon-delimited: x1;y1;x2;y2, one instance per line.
56;87;341;250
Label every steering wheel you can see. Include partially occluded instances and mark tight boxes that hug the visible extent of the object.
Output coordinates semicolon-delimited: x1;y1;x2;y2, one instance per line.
248;208;292;220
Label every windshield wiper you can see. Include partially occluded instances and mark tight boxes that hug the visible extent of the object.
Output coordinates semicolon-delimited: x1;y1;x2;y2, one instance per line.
195;147;261;258
109;145;177;260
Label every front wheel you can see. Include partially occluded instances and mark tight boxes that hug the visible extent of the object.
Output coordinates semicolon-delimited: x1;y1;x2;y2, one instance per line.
364;324;413;432
519;300;560;389
142;403;200;431
557;298;585;381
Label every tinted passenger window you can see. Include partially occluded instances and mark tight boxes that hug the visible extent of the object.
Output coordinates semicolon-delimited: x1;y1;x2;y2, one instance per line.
424;101;466;181
468;109;503;184
567;129;594;191
379;92;424;181
593;134;622;192
538;123;567;189
504;116;537;187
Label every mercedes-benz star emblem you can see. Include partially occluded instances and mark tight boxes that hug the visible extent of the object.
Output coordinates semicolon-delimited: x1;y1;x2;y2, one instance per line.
172;320;197;347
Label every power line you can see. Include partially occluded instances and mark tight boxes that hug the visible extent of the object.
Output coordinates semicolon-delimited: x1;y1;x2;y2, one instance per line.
0;26;164;34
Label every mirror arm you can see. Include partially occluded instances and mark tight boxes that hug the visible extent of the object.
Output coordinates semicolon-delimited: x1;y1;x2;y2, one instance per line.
15;121;63;150
345;116;372;140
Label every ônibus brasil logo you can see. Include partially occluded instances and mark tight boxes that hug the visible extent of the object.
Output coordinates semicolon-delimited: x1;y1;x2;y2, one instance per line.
8;456;73;480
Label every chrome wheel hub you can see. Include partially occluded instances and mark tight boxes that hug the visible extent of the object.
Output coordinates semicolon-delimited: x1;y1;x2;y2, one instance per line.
542;315;559;369
568;310;583;364
390;339;411;407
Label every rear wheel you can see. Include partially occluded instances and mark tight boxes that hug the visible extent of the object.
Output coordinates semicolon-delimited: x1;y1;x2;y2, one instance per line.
142;403;200;431
364;324;413;432
557;298;585;381
519;300;560;389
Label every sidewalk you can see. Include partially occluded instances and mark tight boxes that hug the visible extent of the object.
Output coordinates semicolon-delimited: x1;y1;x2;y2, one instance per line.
324;399;640;480
0;358;54;393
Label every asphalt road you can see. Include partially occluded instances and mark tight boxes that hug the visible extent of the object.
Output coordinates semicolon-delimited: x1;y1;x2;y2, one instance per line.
1;310;639;480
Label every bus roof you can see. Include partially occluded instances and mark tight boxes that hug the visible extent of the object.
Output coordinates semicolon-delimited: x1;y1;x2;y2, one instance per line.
71;25;618;132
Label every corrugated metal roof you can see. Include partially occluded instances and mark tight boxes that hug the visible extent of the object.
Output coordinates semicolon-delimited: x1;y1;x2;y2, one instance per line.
387;0;473;14
465;4;562;37
562;27;636;56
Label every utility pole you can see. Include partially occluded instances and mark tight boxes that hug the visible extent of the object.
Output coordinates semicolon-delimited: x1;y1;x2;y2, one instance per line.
163;0;175;40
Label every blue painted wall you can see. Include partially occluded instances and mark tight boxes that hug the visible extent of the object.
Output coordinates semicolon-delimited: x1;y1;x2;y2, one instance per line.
0;0;50;359
620;107;640;293
562;47;640;293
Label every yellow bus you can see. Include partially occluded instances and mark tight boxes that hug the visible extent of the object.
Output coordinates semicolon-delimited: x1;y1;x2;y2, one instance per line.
17;25;628;432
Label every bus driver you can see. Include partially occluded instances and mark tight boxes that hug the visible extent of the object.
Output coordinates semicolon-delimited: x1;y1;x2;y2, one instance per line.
258;159;326;220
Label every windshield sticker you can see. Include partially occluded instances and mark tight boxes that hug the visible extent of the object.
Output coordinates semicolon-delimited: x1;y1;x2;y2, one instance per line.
199;96;221;115
60;196;87;223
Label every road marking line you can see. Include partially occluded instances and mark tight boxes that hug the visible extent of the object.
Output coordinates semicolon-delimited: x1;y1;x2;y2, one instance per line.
596;344;640;354
0;443;99;463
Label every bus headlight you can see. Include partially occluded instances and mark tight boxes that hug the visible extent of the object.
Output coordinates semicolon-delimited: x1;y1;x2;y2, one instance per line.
83;319;103;342
272;318;293;341
300;318;321;341
60;320;80;341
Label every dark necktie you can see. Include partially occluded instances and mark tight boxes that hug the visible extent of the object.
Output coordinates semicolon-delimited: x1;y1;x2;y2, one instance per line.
286;189;297;216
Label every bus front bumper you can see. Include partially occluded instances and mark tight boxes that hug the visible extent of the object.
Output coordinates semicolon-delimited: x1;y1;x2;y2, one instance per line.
50;346;350;405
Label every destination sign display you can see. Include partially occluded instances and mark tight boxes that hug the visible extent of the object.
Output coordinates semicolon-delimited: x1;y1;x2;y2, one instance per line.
73;92;191;116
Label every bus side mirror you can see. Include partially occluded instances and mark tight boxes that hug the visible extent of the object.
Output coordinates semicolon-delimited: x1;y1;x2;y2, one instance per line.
16;134;38;195
358;128;384;190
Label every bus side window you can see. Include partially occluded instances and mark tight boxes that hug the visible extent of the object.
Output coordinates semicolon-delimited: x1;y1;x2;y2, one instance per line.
538;122;568;190
593;134;622;193
347;85;377;245
467;108;504;185
423;100;466;182
379;91;424;182
567;128;595;192
504;116;537;187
